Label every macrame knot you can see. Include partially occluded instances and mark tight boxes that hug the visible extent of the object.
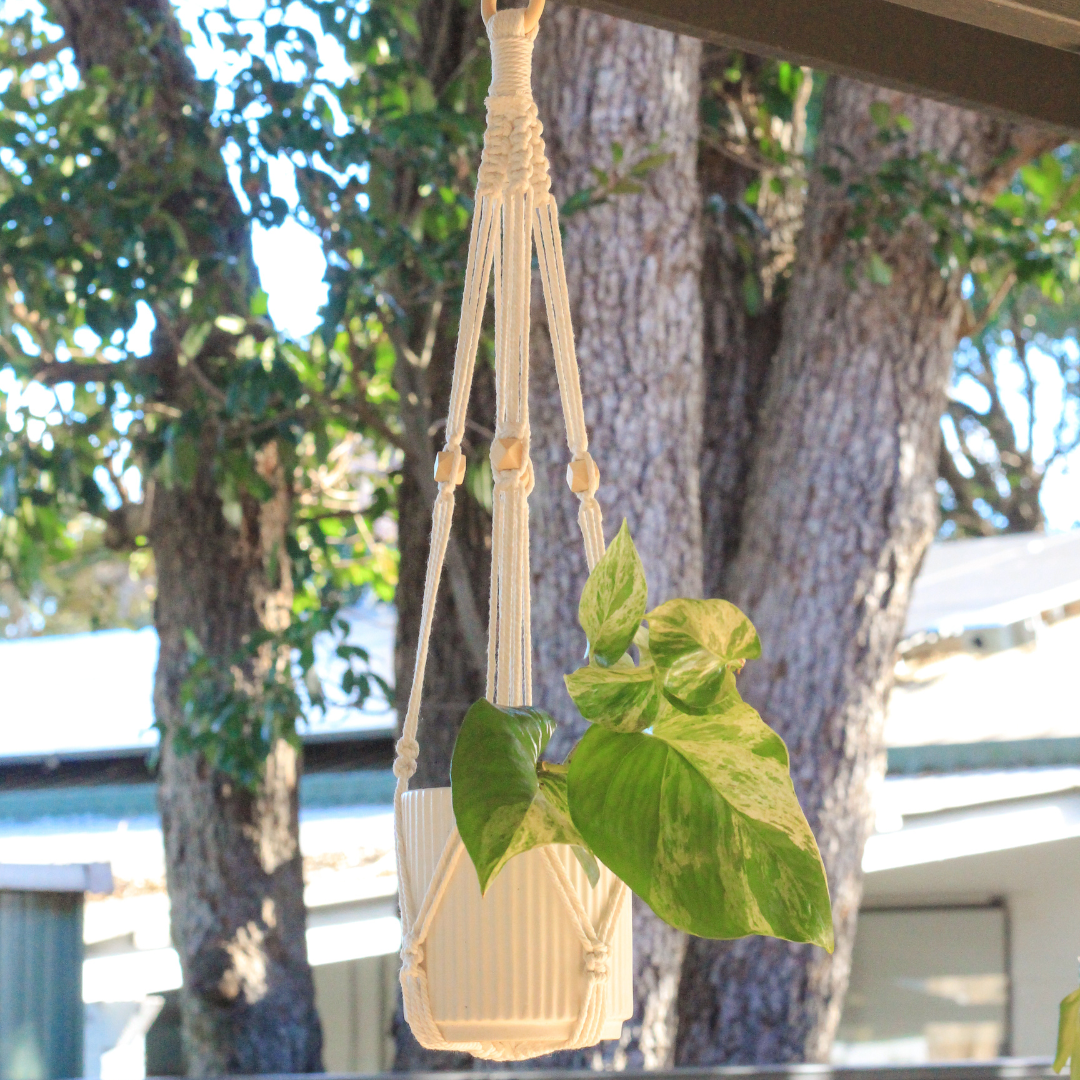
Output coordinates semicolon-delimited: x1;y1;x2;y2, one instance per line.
529;124;553;204
584;942;609;979
393;736;419;780
477;110;513;195
487;8;537;100
493;455;534;497
400;936;424;977
490;431;534;494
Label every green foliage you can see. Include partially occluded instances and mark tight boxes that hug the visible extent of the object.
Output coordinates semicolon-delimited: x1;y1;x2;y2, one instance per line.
702;59;1077;534
568;706;833;945
450;698;597;893
176;606;391;790
0;0;496;778
451;526;832;944
646;597;759;713
828;107;1080;295
699;53;819;312
1056;986;1080;1080
577;519;647;666
560;141;674;219
563;652;659;733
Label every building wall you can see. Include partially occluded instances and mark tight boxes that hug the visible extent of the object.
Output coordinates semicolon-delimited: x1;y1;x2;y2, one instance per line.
313;953;398;1072
0;891;84;1080
1009;867;1080;1056
861;832;1080;1059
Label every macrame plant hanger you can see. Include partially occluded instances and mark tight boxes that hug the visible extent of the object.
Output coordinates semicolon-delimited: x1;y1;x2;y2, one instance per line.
391;0;630;1060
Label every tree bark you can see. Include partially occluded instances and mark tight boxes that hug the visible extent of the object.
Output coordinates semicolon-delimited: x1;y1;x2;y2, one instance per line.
153;445;322;1074
697;50;800;598
676;77;1059;1065
46;0;323;1070
529;7;703;1066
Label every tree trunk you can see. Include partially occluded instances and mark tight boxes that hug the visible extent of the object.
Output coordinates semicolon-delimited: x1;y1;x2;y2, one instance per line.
46;0;323;1070
697;49;798;599
676;77;1059;1064
529;7;703;1066
153;445;322;1074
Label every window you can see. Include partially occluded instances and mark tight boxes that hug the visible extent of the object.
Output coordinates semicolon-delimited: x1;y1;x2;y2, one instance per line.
833;904;1009;1064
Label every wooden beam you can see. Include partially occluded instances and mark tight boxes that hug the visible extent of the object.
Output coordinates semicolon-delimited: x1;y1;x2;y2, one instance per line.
885;0;1080;50
563;0;1080;137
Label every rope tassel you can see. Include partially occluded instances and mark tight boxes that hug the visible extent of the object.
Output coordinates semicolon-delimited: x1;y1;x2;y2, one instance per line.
392;4;624;1059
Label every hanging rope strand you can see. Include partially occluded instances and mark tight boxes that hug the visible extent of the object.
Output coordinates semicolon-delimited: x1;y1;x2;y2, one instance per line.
393;5;619;1058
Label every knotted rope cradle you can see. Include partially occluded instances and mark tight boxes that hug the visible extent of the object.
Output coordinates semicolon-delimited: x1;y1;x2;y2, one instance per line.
391;0;631;1060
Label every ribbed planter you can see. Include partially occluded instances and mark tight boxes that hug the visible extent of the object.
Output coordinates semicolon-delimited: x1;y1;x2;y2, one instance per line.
400;787;633;1047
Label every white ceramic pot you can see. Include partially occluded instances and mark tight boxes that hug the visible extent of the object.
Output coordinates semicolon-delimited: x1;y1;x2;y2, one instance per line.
400;786;633;1050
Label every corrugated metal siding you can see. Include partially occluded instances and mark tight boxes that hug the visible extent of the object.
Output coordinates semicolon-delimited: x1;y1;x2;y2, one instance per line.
0;891;83;1080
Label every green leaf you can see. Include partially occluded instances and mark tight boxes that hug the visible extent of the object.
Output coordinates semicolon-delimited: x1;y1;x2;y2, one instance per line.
646;598;760;714
1055;988;1080;1075
868;252;894;286
451;699;592;894
542;763;600;886
578;520;648;667
628;152;673;178
567;700;833;946
564;653;660;733
869;100;893;130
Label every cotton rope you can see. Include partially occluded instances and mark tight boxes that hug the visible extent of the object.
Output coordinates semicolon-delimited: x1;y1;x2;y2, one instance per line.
391;4;627;1060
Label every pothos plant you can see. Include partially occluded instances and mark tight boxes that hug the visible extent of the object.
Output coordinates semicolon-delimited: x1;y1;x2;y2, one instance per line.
1055;979;1080;1080
450;521;834;947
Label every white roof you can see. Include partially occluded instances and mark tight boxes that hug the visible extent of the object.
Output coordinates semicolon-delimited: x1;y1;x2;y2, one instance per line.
904;530;1080;636
886;613;1080;746
0;602;395;757
866;773;1080;874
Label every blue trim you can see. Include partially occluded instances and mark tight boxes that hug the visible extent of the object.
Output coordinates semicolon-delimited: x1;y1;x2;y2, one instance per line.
887;738;1080;775
0;769;396;824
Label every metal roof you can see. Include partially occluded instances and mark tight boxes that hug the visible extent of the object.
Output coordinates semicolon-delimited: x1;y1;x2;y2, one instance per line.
0;863;112;894
569;0;1080;135
904;530;1080;636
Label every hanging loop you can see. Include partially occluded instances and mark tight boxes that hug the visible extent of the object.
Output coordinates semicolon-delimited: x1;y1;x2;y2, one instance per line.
482;0;545;32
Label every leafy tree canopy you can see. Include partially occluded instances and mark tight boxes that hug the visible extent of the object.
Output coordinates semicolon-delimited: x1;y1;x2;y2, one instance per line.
0;0;495;767
701;60;1079;533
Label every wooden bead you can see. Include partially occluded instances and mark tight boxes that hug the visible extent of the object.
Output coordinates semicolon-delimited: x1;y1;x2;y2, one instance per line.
491;437;523;472
434;450;466;485
566;454;597;494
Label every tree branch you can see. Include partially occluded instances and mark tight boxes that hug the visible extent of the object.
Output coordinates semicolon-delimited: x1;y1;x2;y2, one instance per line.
19;36;67;68
31;360;133;385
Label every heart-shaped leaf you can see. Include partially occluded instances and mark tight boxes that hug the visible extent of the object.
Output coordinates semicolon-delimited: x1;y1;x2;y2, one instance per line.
647;598;761;713
579;519;648;667
451;698;594;893
566;698;833;947
564;654;660;733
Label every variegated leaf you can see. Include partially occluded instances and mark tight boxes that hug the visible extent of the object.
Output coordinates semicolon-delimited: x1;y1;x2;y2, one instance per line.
451;699;595;893
566;696;833;947
647;598;761;713
1055;987;1080;1078
564;653;660;733
578;519;648;667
